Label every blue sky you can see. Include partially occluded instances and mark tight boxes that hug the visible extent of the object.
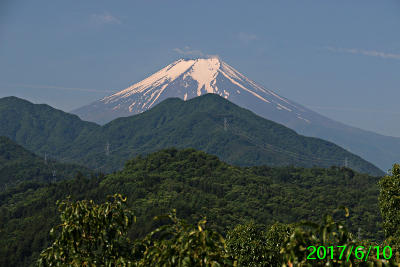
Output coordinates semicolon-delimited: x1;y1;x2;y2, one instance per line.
0;1;399;137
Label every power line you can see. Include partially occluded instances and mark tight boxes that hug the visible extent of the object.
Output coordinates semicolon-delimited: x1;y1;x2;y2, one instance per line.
44;120;353;171
212;113;347;164
225;124;352;166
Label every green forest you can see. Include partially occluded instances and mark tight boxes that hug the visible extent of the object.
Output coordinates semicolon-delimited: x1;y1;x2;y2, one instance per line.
0;136;91;190
0;146;396;266
0;95;383;176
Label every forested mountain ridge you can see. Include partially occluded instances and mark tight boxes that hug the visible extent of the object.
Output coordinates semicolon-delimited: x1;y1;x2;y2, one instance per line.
0;96;99;156
0;95;383;175
0;136;90;189
0;148;382;266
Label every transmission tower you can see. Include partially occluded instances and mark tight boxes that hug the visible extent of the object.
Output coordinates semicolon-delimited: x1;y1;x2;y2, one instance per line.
105;142;110;156
52;170;56;183
344;157;349;168
224;118;228;131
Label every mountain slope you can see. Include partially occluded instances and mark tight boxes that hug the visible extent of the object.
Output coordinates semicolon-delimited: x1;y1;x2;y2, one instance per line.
0;136;90;188
0;148;383;266
78;94;382;175
72;57;400;171
0;96;100;157
0;95;383;176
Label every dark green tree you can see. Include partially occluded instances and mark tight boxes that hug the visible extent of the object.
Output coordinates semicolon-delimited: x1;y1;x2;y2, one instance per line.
137;210;234;266
226;222;267;266
226;222;293;266
280;208;389;266
37;194;135;266
379;164;400;249
265;222;294;266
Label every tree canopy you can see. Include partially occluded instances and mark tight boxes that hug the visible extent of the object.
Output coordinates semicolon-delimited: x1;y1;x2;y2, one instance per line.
379;164;400;249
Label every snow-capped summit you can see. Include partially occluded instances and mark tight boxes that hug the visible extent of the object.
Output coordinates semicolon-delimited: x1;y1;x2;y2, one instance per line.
73;57;311;125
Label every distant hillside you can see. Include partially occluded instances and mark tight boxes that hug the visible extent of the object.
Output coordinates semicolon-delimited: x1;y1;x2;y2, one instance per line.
71;57;400;172
0;96;99;156
0;136;90;189
0;95;383;175
0;148;382;266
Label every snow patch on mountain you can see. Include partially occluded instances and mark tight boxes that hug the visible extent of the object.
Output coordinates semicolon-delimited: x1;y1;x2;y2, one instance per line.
104;59;195;103
184;58;220;96
74;56;312;125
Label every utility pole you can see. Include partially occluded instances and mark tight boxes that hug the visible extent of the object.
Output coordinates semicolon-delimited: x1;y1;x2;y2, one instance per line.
52;170;56;183
44;152;47;164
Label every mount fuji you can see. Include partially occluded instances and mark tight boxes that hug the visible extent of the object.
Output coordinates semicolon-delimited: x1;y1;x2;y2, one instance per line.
74;57;312;126
73;57;400;171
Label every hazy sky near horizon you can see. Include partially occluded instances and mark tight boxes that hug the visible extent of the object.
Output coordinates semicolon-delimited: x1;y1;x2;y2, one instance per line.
0;1;399;137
